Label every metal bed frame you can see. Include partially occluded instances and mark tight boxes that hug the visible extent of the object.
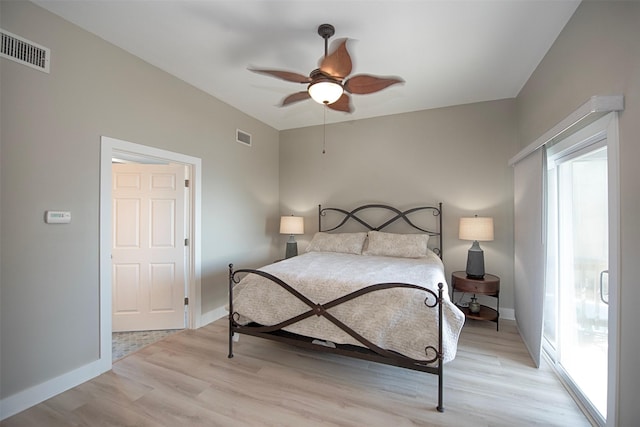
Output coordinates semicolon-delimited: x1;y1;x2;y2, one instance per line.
228;203;446;412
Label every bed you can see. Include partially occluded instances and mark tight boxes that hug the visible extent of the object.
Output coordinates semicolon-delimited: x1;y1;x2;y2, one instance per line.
228;204;465;412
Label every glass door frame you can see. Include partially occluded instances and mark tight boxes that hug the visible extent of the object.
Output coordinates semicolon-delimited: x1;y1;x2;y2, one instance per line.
547;139;608;425
542;113;620;427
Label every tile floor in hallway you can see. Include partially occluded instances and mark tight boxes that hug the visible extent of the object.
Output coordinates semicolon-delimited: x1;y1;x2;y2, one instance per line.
112;329;182;360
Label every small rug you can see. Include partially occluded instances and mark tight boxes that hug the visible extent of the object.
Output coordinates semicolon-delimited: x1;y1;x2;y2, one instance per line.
112;329;181;361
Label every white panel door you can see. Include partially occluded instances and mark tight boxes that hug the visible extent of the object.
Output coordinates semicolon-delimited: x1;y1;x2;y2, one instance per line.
112;163;186;332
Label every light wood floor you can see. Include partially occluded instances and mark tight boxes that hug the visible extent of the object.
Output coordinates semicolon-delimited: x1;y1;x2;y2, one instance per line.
2;318;590;427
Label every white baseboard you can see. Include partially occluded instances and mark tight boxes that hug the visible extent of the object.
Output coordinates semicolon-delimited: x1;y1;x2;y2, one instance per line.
0;358;110;421
500;307;515;320
199;305;228;327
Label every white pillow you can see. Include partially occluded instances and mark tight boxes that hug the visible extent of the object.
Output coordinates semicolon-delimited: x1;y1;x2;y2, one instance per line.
363;231;430;258
306;232;368;255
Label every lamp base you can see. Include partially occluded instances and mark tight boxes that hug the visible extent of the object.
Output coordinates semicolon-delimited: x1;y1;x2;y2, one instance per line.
285;241;298;259
465;241;485;279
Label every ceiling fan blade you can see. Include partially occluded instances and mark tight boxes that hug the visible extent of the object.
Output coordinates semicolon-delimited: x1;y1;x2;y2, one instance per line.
343;74;404;95
319;38;352;79
327;93;352;113
249;68;311;84
282;91;311;106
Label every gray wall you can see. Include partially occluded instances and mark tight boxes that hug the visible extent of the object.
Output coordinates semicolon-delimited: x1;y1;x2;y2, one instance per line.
0;1;280;398
516;1;640;424
280;99;517;311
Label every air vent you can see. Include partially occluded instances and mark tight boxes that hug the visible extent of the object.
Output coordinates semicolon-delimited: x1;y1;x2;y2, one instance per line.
236;129;252;147
1;29;50;73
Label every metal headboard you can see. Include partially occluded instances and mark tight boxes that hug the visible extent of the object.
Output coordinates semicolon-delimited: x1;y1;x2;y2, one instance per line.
318;203;443;258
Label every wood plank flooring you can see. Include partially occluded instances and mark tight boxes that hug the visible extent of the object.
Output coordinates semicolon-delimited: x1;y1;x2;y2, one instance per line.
2;318;591;426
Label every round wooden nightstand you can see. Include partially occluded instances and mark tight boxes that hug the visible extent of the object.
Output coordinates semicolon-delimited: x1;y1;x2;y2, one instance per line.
451;271;500;330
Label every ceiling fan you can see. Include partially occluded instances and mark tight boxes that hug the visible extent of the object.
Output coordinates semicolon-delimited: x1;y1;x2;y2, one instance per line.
249;24;404;113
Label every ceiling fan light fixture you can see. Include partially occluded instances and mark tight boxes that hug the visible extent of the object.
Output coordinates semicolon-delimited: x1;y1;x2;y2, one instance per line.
308;80;343;105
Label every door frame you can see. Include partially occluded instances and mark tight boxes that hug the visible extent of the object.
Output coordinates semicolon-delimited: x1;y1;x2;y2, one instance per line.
543;113;620;427
100;136;202;367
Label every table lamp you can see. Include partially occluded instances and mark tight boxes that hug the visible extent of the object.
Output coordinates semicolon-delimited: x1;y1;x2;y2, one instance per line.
459;216;494;279
280;215;304;258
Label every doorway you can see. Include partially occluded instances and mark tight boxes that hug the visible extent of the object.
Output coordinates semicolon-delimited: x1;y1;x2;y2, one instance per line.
100;136;202;367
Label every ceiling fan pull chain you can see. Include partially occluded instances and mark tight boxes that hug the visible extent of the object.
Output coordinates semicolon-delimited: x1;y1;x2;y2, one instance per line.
322;106;327;154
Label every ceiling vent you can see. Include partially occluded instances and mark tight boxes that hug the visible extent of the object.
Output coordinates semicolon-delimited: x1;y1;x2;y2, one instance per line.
1;29;50;73
236;129;252;147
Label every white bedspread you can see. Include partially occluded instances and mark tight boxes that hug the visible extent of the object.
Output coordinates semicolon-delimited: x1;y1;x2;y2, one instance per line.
231;251;465;363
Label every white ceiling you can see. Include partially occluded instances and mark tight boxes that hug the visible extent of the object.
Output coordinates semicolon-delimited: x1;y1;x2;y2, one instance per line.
34;0;580;131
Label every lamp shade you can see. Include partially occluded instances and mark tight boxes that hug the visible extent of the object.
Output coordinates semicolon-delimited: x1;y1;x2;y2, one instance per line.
459;217;494;241
280;216;304;235
308;80;343;105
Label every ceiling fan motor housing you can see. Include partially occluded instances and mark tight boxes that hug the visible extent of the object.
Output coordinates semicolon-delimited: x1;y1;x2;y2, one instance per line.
310;68;340;83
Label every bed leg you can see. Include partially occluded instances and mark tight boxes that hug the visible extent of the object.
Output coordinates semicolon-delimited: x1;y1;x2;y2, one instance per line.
228;263;234;359
437;367;444;412
228;326;234;359
228;331;234;359
437;282;444;413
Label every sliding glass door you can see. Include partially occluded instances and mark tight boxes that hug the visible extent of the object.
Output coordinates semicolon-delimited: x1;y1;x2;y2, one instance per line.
545;135;609;425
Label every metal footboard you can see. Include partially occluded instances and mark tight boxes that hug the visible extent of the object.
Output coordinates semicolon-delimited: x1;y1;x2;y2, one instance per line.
227;264;446;412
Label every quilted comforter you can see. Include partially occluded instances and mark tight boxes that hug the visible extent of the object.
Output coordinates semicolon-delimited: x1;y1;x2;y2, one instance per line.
231;251;465;363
